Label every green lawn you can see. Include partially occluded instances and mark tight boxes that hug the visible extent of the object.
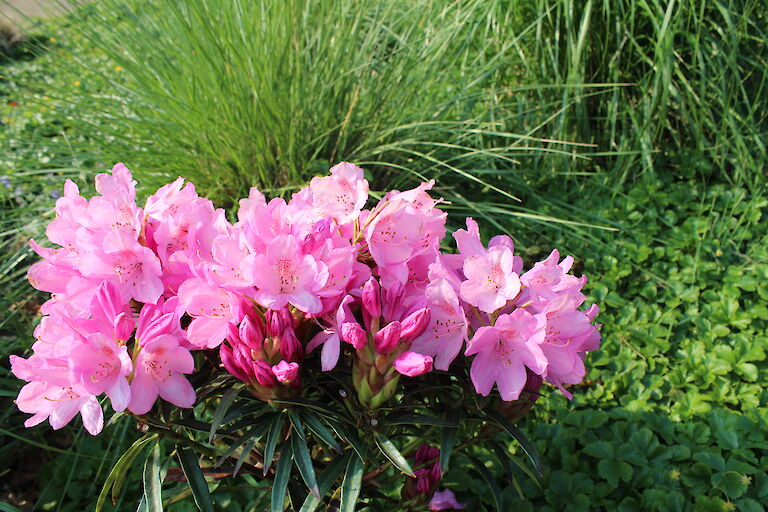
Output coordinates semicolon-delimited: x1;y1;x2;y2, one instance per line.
1;1;766;511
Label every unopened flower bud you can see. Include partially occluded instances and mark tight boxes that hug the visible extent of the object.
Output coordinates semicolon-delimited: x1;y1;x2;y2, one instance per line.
393;350;433;377
226;321;242;346
252;360;277;387
239;315;264;351
382;283;404;322
266;308;293;337
400;307;430;343
362;277;381;319
220;343;249;382
374;321;401;354
272;360;300;383
341;322;368;349
280;328;303;362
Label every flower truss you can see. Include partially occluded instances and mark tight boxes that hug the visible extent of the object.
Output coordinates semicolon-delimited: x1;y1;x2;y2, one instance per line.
13;162;601;511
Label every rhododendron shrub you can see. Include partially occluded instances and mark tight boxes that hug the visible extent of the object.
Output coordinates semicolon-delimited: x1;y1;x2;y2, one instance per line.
13;162;601;511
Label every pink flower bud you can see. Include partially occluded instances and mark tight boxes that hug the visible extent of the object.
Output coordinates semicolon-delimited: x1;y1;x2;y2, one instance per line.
252;360;277;387
226;321;242;346
382;283;404;322
341;322;368;349
280;328;303;362
400;308;430;343
239;315;264;351
362;277;381;319
393;350;433;377
272;360;300;383
374;321;402;354
220;344;250;382
266;308;293;337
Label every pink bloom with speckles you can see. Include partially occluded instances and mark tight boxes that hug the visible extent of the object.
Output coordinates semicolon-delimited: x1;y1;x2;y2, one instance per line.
69;333;133;411
178;278;245;349
248;234;327;314
459;245;521;314
15;381;103;435
465;309;547;401
129;334;195;415
302;162;369;224
410;277;468;371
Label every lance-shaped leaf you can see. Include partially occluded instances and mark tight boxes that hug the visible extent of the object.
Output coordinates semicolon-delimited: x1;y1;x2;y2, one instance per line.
330;422;369;460
208;386;242;442
383;413;458;427
467;454;504;511
483;408;542;476
340;455;363;512
271;443;293;512
299;454;350;512
440;424;458;475
142;441;163;512
216;415;274;467
96;434;158;512
302;411;342;453
263;414;286;476
177;448;213;512
290;419;320;498
374;433;414;477
488;440;541;488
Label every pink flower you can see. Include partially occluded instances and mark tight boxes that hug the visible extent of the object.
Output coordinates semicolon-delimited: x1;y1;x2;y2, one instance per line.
429;489;466;510
410;277;468;370
306;295;355;371
393;350;433;377
519;249;586;312
69;333;132;411
459;245;521;314
129;334;195;415
15;381;103;435
249;234;327;313
364;181;446;288
78;232;163;305
272;361;300;383
178;278;245;349
305;162;369;224
465;309;547;401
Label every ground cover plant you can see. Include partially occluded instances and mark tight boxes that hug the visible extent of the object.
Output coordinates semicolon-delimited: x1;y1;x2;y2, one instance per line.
1;0;766;510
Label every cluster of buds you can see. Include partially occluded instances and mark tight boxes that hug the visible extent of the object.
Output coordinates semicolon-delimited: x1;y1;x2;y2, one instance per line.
346;277;433;410
220;307;303;401
402;445;466;511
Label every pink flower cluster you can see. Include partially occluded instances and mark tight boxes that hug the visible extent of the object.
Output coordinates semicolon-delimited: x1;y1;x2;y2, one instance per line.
12;162;600;435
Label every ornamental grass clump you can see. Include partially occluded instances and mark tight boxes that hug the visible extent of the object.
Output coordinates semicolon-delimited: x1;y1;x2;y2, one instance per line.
13;162;601;510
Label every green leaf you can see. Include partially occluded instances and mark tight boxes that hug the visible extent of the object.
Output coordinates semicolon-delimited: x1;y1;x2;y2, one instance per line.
384;413;458;427
374;433;414;477
208;385;242;442
217;415;274;467
288;409;306;441
302;412;342;453
142;441;163;512
96;434;158;512
340;455;364;512
332;422;369;461
233;437;257;478
136;497;148;512
299;454;350;512
483;408;542;475
0;501;25;512
712;471;749;499
290;422;320;499
467;455;504;511
177;448;213;512
271;443;293;512
263;414;286;476
269;398;343;418
440;425;458;475
489;440;541;488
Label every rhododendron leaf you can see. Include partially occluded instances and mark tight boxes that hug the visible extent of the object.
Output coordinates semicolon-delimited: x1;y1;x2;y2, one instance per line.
302;411;342;453
467;454;504;511
96;434;158;512
288;409;306;441
483;408;542;476
269;398;342;418
374;433;414;477
299;453;350;512
271;443;293;512
142;441;163;512
488;440;542;489
340;454;363;512
440;424;458;475
291;426;321;499
331;423;369;461
216;416;274;468
383;413;458;427
263;414;285;476
233;437;257;478
208;385;241;442
177;448;213;512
